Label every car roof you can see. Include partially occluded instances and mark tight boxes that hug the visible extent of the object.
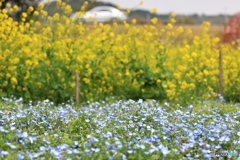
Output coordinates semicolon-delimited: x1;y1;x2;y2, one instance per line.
90;6;119;11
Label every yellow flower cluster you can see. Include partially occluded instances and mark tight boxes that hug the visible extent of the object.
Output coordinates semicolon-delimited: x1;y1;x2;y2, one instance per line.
0;2;240;103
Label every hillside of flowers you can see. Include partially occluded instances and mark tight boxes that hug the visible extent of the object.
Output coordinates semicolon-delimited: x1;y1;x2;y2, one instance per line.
1;1;240;104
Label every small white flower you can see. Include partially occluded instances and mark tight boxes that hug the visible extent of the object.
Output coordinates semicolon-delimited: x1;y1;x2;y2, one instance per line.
164;102;170;107
22;132;28;137
237;132;240;136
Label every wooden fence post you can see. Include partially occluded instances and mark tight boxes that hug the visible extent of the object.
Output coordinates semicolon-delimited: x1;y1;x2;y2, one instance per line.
75;71;80;104
219;50;224;96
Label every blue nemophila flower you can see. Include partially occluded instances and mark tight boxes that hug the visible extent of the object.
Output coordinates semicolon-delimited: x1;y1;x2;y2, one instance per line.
84;142;92;146
0;126;8;133
201;149;211;154
57;144;69;150
214;144;221;149
40;146;48;152
127;150;134;154
18;139;25;145
16;152;25;159
1;97;12;102
42;137;51;144
150;144;170;155
188;105;194;109
208;136;215;141
10;126;16;130
15;97;23;103
85;119;90;122
28;152;43;159
84;149;91;153
0;151;9;155
219;135;230;141
28;136;38;143
91;148;100;152
186;153;191;157
50;149;61;156
6;142;17;149
115;141;123;149
67;149;80;154
164;102;170;107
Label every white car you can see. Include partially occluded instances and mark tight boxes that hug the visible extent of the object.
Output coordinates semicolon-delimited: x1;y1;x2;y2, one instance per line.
71;6;128;22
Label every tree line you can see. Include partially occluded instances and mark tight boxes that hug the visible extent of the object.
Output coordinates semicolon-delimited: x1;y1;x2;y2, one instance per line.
0;0;41;20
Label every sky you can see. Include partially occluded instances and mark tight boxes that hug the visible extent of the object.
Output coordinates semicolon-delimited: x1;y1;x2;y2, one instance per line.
97;0;240;15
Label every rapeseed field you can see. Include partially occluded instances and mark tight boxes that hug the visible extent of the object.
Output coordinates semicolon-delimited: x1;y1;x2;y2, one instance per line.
0;1;240;104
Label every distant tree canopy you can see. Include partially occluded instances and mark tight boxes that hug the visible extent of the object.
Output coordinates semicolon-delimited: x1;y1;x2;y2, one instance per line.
0;0;41;20
0;0;40;10
176;16;195;24
0;0;233;24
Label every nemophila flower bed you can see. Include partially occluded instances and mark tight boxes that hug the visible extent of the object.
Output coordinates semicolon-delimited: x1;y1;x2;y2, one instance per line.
0;97;240;159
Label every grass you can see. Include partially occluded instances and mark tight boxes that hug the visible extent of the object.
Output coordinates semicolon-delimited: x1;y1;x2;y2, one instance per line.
0;96;240;159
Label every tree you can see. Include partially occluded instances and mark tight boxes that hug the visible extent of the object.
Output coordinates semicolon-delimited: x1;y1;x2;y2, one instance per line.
0;0;41;21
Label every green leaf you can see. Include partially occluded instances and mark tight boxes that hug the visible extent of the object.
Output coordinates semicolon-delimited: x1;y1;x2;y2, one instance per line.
0;92;7;97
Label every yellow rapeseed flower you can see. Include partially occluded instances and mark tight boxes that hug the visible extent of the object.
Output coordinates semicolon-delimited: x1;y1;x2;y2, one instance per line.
167;23;173;29
156;79;161;83
24;71;30;80
203;21;211;26
11;58;19;64
52;13;60;21
109;32;115;37
125;70;130;76
170;12;176;17
25;60;32;66
33;11;39;16
10;77;18;85
6;73;11;78
150;17;158;25
191;52;197;58
3;81;8;87
83;78;90;84
38;3;44;10
151;7;158;13
64;5;72;14
13;5;18;10
21;12;28;18
170;18;176;24
131;19;137;24
1;9;7;14
27;6;34;12
6;3;11;7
